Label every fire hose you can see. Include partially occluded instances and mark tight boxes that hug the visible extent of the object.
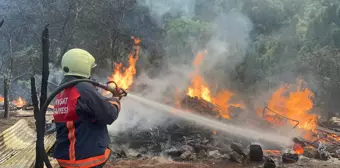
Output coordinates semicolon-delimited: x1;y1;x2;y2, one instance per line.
35;79;127;168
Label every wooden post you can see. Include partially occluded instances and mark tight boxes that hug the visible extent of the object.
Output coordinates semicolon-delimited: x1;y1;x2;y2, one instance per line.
34;25;52;168
3;78;9;118
31;77;43;168
40;24;50;109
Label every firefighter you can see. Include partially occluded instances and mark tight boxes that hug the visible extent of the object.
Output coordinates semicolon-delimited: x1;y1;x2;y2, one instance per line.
53;48;120;168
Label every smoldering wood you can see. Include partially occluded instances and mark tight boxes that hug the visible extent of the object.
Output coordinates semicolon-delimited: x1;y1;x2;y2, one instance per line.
111;97;287;163
282;153;299;163
181;96;220;116
107;97;340;164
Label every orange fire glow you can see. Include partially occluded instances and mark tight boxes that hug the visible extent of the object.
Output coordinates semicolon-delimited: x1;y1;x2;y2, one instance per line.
263;150;281;156
0;96;4;103
293;143;304;155
266;79;316;130
330;134;340;141
12;97;27;107
186;51;243;119
187;51;212;102
107;36;141;90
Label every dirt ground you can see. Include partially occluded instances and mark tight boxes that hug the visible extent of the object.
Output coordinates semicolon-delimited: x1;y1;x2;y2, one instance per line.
103;157;340;168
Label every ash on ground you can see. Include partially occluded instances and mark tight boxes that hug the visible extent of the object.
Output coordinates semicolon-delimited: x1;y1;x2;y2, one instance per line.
108;96;340;167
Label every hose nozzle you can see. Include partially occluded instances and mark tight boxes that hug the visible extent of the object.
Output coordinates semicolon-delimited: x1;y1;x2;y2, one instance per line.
106;81;128;99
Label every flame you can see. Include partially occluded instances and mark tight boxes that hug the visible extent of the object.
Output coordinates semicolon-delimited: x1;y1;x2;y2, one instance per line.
293;143;304;155
263;150;281;156
266;79;316;130
212;130;217;135
107;36;141;90
330;134;340;141
264;115;286;126
186;51;243;119
12;97;27;107
187;51;212;101
0;96;4;103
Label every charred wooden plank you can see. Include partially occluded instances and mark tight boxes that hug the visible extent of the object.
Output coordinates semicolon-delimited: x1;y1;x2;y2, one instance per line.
3;78;9;118
282;153;299;163
0;19;4;28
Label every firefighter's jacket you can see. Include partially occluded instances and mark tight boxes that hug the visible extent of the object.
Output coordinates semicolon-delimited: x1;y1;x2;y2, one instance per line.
53;76;120;168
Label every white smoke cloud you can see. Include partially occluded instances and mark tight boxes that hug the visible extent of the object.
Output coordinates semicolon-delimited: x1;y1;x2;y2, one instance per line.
48;63;63;85
108;1;254;134
138;0;196;26
202;10;253;76
108;65;192;133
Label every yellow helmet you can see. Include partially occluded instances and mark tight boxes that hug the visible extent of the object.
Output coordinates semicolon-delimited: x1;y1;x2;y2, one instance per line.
61;48;97;78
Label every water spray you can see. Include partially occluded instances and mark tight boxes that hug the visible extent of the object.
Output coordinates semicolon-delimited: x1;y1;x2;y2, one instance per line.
127;94;294;147
36;79;294;168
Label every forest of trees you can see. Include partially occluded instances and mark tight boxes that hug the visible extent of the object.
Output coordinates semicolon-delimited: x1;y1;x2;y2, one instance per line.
1;0;340;118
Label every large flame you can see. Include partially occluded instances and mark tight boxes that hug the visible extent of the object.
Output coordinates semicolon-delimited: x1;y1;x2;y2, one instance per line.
186;51;243;119
266;79;316;130
107;36;141;90
12;97;27;107
187;51;212;101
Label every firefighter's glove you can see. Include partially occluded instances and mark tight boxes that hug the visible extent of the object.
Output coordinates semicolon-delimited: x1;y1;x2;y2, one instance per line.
107;97;121;112
108;83;123;97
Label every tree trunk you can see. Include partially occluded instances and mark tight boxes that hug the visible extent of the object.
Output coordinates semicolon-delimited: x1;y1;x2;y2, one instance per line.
34;25;52;168
3;78;9;118
31;77;43;168
40;25;50;109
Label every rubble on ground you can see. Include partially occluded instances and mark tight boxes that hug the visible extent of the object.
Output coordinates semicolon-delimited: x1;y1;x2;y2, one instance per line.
109;96;340;168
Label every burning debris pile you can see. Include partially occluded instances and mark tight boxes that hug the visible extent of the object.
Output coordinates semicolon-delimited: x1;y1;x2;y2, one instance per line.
0;95;55;117
0;96;29;116
0;96;27;109
258;81;340;161
112;119;250;162
110;102;339;167
102;38;339;166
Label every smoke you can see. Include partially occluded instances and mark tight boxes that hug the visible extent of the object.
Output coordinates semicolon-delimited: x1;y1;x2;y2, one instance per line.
138;0;196;26
108;1;254;134
48;63;63;85
202;10;253;80
108;65;192;133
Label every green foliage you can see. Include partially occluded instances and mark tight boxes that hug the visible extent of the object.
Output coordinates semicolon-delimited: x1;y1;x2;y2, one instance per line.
165;18;213;62
1;0;340;116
